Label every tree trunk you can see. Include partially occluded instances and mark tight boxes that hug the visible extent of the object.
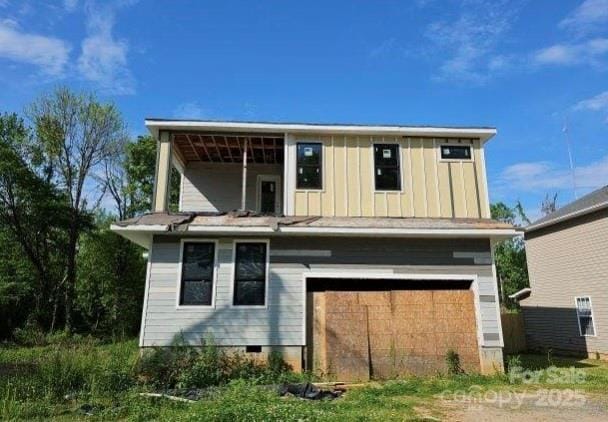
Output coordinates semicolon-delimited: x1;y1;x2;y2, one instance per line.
64;220;79;333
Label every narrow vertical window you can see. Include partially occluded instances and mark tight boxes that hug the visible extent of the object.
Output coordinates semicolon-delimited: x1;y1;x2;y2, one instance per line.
296;143;322;189
576;297;596;336
233;242;268;306
374;144;401;191
180;242;215;306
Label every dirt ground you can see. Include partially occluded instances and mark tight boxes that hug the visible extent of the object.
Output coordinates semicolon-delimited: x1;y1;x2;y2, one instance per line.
438;391;608;421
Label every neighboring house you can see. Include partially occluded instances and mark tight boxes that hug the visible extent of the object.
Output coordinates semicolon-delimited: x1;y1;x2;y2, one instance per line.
522;186;608;358
111;119;517;380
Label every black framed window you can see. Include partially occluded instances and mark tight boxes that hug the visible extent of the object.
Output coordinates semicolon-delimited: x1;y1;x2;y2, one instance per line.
180;242;215;306
440;145;472;160
374;144;401;191
233;242;267;306
296;143;322;189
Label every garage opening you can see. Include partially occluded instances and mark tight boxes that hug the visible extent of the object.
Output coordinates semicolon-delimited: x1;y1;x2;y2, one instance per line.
305;278;480;381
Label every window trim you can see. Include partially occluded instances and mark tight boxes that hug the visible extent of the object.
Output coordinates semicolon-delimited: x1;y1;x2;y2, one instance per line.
176;239;219;309
575;296;597;337
256;174;282;214
230;239;270;309
438;143;475;162
372;142;403;192
295;142;324;191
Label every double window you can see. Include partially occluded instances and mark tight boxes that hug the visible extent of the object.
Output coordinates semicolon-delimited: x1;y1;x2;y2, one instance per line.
296;143;322;190
575;296;596;336
233;242;268;307
374;144;401;191
179;241;216;306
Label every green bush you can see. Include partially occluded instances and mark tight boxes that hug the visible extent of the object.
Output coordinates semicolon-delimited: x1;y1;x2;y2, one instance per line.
445;349;463;375
135;338;295;390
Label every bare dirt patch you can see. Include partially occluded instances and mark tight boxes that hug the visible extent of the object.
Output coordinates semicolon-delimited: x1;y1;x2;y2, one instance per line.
439;390;608;422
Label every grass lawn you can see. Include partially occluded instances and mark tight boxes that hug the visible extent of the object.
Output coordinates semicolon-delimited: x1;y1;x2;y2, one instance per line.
1;340;607;421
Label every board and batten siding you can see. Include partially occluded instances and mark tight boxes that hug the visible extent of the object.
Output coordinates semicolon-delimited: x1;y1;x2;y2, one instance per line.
286;135;490;219
141;236;502;348
523;210;608;354
181;162;282;212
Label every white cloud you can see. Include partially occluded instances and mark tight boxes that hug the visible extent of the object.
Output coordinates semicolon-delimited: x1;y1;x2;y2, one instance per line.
574;90;608;121
64;0;78;12
559;0;608;35
498;155;608;193
533;38;608;66
424;0;519;82
173;102;209;119
0;19;70;75
574;91;608;111
77;1;135;95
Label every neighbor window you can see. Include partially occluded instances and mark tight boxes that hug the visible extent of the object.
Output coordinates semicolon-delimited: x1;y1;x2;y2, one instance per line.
179;242;216;306
575;297;596;336
374;144;401;191
440;145;472;160
233;242;268;306
296;143;322;189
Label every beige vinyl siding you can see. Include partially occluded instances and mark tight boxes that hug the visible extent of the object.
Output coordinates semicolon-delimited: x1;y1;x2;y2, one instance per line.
292;135;489;218
523;210;608;354
141;236;501;348
181;162;282;212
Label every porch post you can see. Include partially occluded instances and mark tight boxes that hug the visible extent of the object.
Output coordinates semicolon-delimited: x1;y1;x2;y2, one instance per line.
241;137;249;210
152;131;172;213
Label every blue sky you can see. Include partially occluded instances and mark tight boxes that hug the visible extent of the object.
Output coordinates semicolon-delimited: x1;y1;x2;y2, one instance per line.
1;0;608;219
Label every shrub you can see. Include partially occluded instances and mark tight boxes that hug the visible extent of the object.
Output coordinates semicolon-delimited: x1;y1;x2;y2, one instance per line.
445;349;463;375
135;338;295;389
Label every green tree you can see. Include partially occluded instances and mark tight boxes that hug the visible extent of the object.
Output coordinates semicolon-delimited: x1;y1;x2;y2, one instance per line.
123;135;180;215
0;113;70;333
28;88;127;331
491;202;529;308
76;214;146;337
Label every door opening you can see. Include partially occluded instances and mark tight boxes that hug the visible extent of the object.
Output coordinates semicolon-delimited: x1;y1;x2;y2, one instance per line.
256;175;281;214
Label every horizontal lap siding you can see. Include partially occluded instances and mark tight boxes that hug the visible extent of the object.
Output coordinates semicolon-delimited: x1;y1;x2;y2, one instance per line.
523;210;608;354
181;162;282;212
142;236;501;348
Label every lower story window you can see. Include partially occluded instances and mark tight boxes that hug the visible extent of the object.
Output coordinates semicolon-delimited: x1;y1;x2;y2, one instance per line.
575;296;596;336
233;242;268;306
180;242;215;306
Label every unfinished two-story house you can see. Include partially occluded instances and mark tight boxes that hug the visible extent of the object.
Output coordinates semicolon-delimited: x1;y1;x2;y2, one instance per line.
111;119;517;380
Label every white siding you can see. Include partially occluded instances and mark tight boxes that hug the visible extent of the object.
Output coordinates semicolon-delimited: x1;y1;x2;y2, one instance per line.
181;162;282;212
141;236;502;348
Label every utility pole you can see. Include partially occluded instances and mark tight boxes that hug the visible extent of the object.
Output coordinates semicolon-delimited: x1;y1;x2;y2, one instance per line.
563;118;578;199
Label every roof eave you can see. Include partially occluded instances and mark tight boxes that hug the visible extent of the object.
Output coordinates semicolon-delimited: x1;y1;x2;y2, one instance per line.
144;119;497;143
525;202;608;233
112;223;518;240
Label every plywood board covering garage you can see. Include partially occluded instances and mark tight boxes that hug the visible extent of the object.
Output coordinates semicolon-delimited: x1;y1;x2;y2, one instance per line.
309;288;480;381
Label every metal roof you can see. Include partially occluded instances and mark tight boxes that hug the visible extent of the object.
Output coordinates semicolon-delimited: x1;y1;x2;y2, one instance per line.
526;185;608;232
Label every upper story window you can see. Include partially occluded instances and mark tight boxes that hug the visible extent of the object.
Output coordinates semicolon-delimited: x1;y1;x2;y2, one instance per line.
374;144;401;191
179;241;216;306
296;143;322;190
233;241;268;307
575;296;596;336
440;145;472;160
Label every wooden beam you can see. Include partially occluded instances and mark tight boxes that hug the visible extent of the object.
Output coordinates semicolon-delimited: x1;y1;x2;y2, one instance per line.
223;136;234;163
260;136;267;164
196;135;212;161
241;137;249;210
185;134;204;162
211;135;224;162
